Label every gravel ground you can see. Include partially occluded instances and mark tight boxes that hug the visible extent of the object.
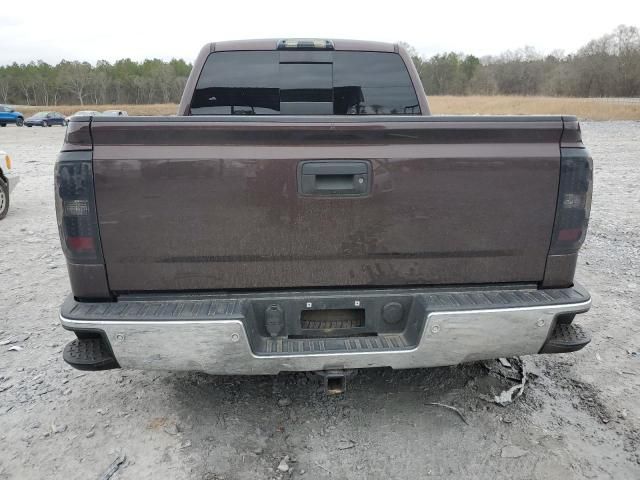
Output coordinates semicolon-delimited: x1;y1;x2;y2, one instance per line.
0;122;639;479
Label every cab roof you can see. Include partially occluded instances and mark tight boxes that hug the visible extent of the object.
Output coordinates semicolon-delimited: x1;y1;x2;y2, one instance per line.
208;38;397;53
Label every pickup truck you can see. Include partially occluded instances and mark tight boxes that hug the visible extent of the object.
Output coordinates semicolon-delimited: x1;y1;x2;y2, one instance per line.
56;39;593;388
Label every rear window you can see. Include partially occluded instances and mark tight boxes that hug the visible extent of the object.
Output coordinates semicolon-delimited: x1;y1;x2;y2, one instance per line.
190;51;420;115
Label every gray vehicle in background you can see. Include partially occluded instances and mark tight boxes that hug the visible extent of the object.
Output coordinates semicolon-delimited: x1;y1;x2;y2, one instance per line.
55;39;593;390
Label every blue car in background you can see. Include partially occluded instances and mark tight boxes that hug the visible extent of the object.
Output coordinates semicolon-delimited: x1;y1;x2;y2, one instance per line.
0;105;25;127
24;111;67;127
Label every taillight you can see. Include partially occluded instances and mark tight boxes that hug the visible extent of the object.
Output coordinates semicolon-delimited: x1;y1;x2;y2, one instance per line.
548;148;593;255
54;152;103;263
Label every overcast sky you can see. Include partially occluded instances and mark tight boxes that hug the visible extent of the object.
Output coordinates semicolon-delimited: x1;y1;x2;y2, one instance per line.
1;0;638;65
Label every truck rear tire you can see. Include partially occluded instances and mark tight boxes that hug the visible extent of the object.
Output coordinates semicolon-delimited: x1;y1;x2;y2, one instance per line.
0;181;9;220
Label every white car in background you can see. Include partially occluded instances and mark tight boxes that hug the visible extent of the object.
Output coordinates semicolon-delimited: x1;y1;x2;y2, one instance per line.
102;110;128;117
0;150;19;220
65;110;101;123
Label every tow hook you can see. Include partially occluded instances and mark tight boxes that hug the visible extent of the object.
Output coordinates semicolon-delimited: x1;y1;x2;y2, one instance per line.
314;369;357;395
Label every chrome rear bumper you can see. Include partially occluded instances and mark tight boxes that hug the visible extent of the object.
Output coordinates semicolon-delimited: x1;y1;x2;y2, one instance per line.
59;284;591;375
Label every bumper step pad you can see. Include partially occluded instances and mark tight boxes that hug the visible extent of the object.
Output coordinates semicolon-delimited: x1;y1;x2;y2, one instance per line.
540;323;591;354
63;337;119;371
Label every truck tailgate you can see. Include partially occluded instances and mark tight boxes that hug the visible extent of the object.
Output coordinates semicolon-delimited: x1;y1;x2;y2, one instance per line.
91;116;563;292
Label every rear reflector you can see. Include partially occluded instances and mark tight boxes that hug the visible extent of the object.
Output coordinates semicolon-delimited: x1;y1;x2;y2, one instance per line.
67;236;95;252
549;148;593;255
557;228;583;242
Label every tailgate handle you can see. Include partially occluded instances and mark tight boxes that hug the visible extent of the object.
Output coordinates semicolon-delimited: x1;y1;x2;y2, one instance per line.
299;161;370;196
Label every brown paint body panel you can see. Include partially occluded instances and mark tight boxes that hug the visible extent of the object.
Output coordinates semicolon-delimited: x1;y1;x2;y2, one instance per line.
66;263;111;299
91;117;562;292
542;253;578;288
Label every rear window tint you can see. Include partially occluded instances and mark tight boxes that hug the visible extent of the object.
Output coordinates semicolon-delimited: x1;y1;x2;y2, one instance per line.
191;51;280;115
333;52;420;114
190;51;420;115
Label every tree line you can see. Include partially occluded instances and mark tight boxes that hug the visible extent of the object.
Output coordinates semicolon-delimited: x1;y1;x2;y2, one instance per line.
0;58;191;106
407;24;640;97
0;25;638;106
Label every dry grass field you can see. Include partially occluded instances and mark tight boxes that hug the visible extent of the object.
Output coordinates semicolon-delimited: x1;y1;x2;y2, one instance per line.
430;96;640;120
14;96;640;120
16;104;178;117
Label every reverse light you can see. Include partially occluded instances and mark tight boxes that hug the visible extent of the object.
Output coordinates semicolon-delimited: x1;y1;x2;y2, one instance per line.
64;199;90;216
562;193;586;209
